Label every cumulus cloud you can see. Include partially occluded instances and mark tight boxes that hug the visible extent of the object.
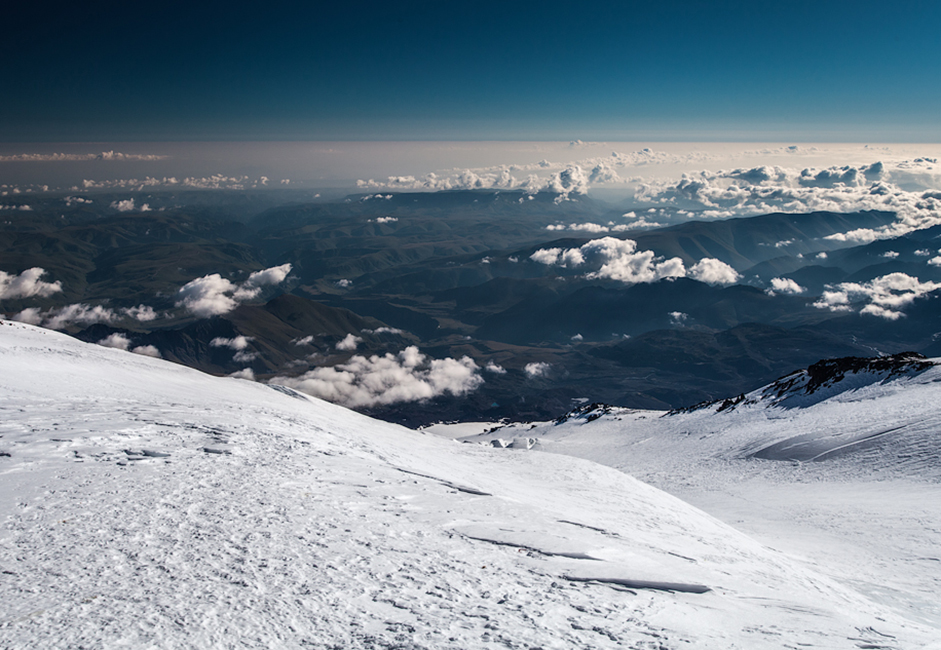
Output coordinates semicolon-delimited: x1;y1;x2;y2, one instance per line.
882;251;900;259
669;311;688;325
175;264;293;317
813;272;941;319
98;333;131;350
687;259;741;285
524;362;552;378
368;216;398;223
928;256;941;267
229;368;256;380
0;267;63;300
570;333;584;341
110;198;150;212
293;335;316;346
232;263;293;301
131;345;162;358
484;361;507;374
766;277;806;296
122;304;158;321
269;346;483;408
530;237;740;286
336;279;352;288
335;333;363;351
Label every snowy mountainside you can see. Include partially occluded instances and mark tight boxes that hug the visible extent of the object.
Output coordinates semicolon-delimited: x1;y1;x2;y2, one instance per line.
447;354;941;633
2;321;939;649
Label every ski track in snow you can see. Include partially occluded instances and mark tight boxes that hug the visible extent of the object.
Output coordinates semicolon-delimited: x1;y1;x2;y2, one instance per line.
1;321;940;649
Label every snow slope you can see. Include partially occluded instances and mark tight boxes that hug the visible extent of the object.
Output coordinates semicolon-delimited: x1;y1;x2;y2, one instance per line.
1;321;938;649
453;356;941;637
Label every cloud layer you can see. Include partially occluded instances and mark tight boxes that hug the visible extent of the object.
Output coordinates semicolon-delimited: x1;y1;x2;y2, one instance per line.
270;346;483;408
813;272;940;320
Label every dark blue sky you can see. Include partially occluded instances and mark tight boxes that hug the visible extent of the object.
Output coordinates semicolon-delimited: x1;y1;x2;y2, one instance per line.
4;0;939;141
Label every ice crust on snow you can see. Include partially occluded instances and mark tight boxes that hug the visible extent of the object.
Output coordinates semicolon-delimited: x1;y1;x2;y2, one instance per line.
1;321;940;649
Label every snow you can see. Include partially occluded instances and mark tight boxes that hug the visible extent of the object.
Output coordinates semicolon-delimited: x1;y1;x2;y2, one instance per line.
451;362;941;639
2;320;940;648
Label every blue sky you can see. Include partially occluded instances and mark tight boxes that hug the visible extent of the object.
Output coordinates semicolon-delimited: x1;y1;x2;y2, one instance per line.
4;0;940;142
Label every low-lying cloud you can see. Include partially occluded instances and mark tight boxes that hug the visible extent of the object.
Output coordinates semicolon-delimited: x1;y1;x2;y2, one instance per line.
0;268;63;300
813;272;940;320
530;237;738;285
176;264;292;317
270;346;483;408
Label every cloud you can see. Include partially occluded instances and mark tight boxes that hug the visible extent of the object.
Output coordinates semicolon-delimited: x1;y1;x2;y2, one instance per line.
37;303;117;330
269;346;483;408
524;362;551;378
669;311;688;324
766;277;806;296
336;279;352;288
131;345;162;358
813;272;941;319
0;151;167;162
293;335;315;346
882;251;900;258
0;267;63;300
363;327;404;335
176;274;238;317
98;333;131;350
928;256;941;267
210;335;254;350
635;159;941;243
570;333;584;341
176;264;293;317
484;361;507;374
229;368;256;380
531;237;739;286
368;216;398;223
335;333;363;351
687;259;741;285
110;198;150;212
122;304;158;321
232;263;293;301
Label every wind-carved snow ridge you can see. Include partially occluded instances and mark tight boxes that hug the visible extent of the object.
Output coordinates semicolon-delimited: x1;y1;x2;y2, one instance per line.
2;320;940;649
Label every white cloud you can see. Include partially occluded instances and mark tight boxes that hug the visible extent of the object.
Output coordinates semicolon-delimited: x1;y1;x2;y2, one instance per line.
363;327;404;335
915;249;931;256
11;307;43;325
232;263;293;301
0;267;63;300
816;252;828;260
233;350;257;363
928;257;941;267
813;272;941;319
882;251;900;259
531;237;738;286
97;333;131;350
484;361;507;374
110;198;150;212
176;274;238;317
368;216;398;223
293;335;315;346
131;345;162;358
229;368;256;380
570;333;583;341
210;335;254;351
176;264;293;317
524;362;551;378
335;333;363;351
41;304;117;330
122;304;158;321
0;151;167;162
766;277;806;296
687;259;741;285
669;311;688;324
336;279;352;288
270;346;483;408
